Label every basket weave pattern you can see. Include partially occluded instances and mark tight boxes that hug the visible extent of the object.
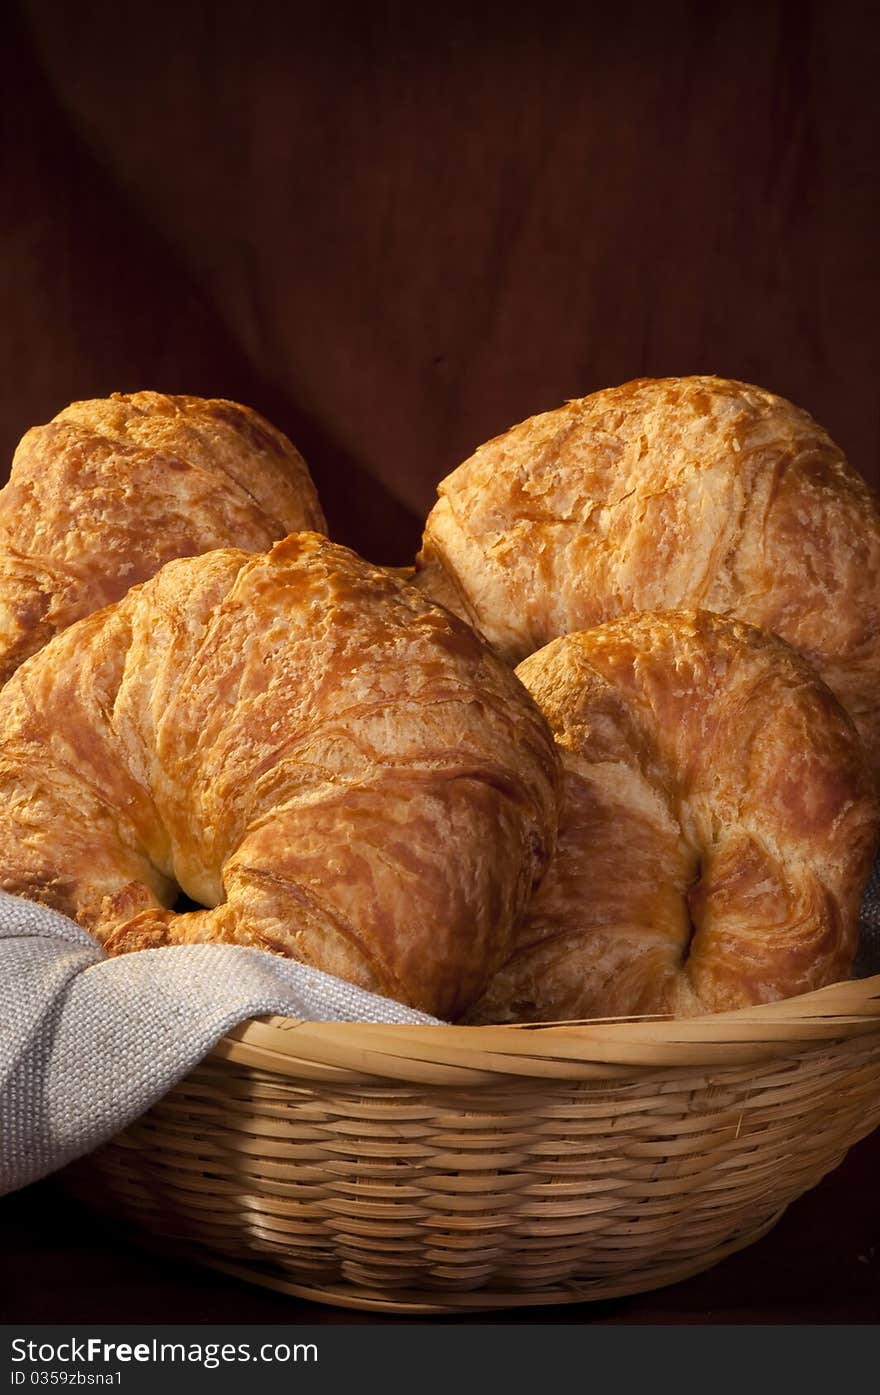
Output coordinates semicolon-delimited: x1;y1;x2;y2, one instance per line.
68;981;880;1313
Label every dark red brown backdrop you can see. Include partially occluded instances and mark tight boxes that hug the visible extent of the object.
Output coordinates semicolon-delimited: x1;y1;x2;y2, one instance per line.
2;0;879;1325
3;0;879;563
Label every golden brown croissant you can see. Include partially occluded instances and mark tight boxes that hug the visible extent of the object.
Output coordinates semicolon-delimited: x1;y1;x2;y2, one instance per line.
0;391;325;684
466;611;879;1024
415;376;880;771
0;532;558;1019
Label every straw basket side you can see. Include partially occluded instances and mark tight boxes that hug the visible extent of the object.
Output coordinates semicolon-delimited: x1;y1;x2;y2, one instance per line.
65;977;880;1314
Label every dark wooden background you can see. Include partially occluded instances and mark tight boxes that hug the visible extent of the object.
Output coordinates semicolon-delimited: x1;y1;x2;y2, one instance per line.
2;0;879;1325
4;0;880;564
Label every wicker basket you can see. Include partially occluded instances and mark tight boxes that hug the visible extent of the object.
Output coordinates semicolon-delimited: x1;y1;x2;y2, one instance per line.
65;976;880;1314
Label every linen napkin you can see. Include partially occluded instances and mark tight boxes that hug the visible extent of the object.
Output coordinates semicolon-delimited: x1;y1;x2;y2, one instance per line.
0;891;437;1197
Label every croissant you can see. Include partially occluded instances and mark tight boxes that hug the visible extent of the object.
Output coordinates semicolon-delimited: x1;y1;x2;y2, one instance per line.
466;611;879;1024
0;532;558;1019
415;376;880;772
0;391;325;684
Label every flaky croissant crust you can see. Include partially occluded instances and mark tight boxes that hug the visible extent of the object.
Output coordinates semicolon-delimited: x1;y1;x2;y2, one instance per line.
467;610;879;1024
0;532;558;1019
0;391;325;684
416;376;880;771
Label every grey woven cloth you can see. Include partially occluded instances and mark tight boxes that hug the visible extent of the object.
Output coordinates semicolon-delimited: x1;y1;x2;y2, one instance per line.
854;855;880;977
0;891;437;1198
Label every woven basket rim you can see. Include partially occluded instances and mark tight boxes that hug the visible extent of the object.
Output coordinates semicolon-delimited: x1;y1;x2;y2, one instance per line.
209;971;880;1084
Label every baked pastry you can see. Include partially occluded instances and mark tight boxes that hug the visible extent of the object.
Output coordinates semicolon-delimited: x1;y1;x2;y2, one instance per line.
0;532;557;1019
0;391;325;684
415;376;880;771
466;611;878;1023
